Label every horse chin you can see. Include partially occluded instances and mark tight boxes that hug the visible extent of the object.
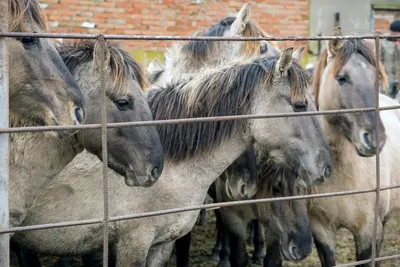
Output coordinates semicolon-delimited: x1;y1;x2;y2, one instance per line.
355;144;378;157
125;168;156;188
279;239;294;261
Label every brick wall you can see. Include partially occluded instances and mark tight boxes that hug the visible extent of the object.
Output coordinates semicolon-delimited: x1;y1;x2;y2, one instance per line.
40;0;309;61
374;9;400;33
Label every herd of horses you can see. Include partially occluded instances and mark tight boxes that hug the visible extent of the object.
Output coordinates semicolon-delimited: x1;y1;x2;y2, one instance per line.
3;0;400;267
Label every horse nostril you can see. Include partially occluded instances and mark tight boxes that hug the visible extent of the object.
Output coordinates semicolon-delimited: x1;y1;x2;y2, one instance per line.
323;165;332;180
151;167;160;180
240;184;247;197
74;107;84;124
362;132;372;149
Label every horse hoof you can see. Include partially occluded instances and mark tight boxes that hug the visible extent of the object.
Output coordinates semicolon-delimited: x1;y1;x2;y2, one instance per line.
216;260;231;267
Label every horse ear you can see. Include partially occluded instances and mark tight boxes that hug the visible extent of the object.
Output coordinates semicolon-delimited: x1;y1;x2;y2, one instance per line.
275;47;294;76
327;26;343;59
292;46;306;62
147;58;163;73
231;2;252;36
93;40;111;71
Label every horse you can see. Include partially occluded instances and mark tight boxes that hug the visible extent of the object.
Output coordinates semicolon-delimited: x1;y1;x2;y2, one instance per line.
12;47;332;267
8;0;88;230
294;26;400;267
146;4;283;264
9;38;165;266
148;2;281;87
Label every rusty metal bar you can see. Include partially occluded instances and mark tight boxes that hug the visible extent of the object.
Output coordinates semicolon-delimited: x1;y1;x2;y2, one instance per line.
335;254;400;267
0;27;397;267
0;32;396;41
0;184;398;235
370;33;382;267
0;0;9;265
97;35;110;267
0;105;399;134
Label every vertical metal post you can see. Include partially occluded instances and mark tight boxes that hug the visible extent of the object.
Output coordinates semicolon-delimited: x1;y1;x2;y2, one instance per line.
370;33;381;267
0;0;9;266
98;35;110;267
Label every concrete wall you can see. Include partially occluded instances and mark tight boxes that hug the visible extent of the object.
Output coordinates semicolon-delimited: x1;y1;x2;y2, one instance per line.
308;0;400;64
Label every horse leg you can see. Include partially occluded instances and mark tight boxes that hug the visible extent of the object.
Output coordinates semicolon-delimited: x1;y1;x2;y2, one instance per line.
263;235;282;267
115;230;154;267
251;220;265;264
146;242;175;267
312;223;337;267
211;209;223;261
10;241;42;267
219;211;248;267
197;208;207;226
175;231;191;267
217;225;231;267
247;220;255;246
354;221;384;267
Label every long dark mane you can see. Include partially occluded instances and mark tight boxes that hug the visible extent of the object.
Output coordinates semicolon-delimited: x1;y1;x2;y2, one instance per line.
181;16;273;62
312;39;388;110
57;39;149;94
9;0;48;32
148;57;309;162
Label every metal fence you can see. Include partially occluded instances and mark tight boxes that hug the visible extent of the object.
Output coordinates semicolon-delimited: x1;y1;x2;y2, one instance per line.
1;4;400;267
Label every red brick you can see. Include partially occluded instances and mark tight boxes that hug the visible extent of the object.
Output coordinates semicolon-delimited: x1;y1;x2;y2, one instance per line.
41;0;309;52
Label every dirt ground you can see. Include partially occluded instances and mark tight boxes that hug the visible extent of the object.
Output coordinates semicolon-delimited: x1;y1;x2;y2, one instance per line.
10;209;399;267
182;210;400;267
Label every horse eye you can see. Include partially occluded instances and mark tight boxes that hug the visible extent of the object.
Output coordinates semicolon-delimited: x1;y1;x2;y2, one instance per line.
293;101;307;112
114;99;132;111
18;37;37;46
336;75;347;85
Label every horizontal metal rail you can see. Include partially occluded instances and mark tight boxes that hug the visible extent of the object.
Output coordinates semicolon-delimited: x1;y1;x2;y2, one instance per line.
0;32;398;41
0;105;399;134
0;184;398;235
1;28;399;267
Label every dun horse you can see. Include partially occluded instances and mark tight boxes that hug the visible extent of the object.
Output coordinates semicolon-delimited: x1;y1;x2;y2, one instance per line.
11;38;165;266
8;0;86;229
304;27;400;267
13;48;331;266
148;2;281;87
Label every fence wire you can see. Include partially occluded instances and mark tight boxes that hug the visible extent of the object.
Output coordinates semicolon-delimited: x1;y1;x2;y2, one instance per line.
1;26;400;267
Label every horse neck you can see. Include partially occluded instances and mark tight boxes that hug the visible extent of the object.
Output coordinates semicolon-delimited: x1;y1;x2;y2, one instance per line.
9;122;82;209
159;133;250;207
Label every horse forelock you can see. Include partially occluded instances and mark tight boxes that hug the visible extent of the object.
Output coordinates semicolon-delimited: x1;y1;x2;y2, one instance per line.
9;0;48;32
312;39;388;110
57;39;149;96
255;159;313;208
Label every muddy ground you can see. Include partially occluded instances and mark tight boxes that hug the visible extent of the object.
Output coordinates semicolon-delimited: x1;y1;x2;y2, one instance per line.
10;210;400;267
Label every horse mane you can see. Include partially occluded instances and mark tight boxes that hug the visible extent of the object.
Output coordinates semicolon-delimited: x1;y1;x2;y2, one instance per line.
9;0;48;32
312;39;388;110
57;39;149;96
181;16;274;62
148;56;309;162
149;69;165;84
